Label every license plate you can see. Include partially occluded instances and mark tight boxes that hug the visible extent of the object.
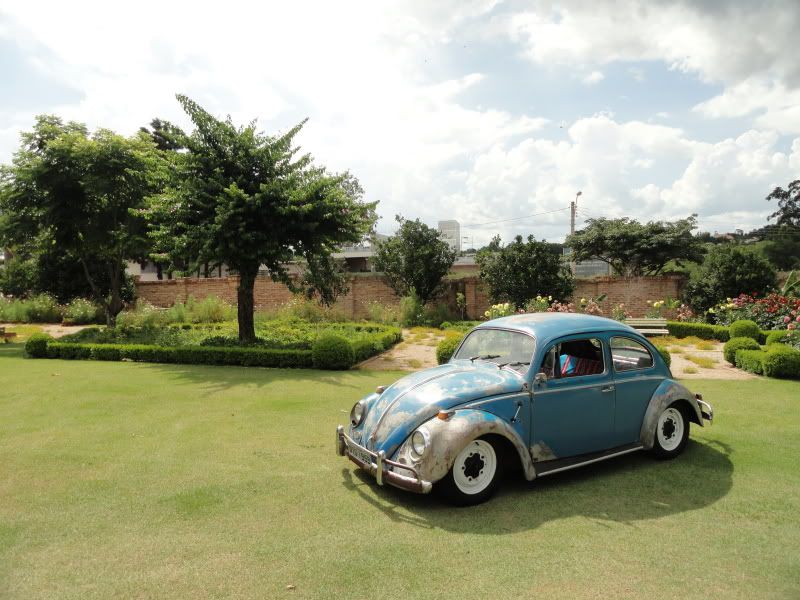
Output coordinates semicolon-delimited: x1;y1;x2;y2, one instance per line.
347;440;373;465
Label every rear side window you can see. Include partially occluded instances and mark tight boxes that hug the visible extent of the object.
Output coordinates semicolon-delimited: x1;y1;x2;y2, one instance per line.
539;337;605;378
611;337;654;371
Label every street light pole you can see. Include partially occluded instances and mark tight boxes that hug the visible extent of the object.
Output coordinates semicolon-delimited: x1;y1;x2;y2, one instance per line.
570;190;582;236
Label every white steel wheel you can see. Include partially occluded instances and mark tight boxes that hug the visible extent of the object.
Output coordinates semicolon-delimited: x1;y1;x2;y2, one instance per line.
453;439;498;496
652;405;689;459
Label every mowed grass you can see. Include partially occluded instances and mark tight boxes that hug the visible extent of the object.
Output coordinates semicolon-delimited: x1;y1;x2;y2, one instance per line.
1;344;799;599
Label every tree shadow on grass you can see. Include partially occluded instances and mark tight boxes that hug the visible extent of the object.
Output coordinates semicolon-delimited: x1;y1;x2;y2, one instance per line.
130;362;405;396
340;439;733;534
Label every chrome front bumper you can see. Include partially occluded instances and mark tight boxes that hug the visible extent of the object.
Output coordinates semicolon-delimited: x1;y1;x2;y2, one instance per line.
336;425;433;494
695;395;714;424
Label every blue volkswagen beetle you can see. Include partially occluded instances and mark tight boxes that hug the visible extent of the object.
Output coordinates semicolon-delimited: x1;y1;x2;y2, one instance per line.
336;313;713;505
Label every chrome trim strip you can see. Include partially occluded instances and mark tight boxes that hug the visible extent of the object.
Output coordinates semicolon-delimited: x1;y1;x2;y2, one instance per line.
534;381;616;394
696;399;714;424
537;445;643;477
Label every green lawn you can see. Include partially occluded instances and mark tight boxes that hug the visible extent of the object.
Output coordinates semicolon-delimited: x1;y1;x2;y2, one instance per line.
1;343;798;599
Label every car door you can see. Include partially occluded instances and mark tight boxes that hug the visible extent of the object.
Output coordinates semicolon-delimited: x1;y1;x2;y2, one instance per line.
531;334;616;459
609;335;662;446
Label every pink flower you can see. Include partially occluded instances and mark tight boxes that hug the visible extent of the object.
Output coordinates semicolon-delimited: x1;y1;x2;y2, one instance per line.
796;315;800;322
784;316;791;323
789;323;797;330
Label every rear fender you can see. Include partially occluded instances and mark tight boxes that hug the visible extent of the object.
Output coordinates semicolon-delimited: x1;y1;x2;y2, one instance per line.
640;379;703;449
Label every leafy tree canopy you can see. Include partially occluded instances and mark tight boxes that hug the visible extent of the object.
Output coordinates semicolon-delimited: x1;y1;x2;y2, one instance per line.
683;245;777;313
0;115;165;323
767;179;800;228
301;254;350;307
477;234;574;308
566;215;704;276
372;216;457;305
148;95;376;341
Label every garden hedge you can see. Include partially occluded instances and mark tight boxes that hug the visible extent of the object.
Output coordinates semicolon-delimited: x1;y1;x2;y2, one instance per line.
436;336;464;365
311;335;355;370
25;333;53;358
666;321;784;345
657;347;671;369
723;337;761;365
729;320;761;341
734;345;800;379
42;342;314;368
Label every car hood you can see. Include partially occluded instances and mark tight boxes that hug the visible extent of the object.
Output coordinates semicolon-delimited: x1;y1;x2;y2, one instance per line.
359;361;525;457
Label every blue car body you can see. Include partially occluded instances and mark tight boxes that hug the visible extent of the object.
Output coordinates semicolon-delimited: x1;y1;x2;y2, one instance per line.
336;313;713;500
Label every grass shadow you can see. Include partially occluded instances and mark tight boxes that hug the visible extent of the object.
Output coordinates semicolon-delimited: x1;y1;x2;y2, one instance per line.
341;439;733;534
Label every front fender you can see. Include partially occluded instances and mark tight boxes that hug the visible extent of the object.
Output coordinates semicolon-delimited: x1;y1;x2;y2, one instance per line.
393;408;535;484
640;379;703;449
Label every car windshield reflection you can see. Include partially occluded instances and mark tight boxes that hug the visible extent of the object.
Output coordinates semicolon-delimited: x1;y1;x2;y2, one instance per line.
453;329;535;372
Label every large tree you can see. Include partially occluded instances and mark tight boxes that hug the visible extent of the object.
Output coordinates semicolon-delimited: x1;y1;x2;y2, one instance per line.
477;234;574;308
767;179;800;228
0;116;164;324
149;95;376;342
372;216;457;305
566;215;704;276
683;245;777;313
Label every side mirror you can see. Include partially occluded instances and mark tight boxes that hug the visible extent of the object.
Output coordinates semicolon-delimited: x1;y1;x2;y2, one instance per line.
534;372;548;386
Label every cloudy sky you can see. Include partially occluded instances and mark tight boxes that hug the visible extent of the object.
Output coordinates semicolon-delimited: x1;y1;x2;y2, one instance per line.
2;0;799;246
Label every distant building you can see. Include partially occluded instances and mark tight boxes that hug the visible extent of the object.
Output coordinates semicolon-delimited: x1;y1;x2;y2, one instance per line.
438;220;461;253
332;233;390;272
562;248;612;278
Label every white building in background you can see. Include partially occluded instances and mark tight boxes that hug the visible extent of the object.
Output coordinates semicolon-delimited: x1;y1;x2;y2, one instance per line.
438;220;461;253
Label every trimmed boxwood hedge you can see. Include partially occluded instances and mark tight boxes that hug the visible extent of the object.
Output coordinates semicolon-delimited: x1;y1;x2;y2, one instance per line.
44;342;314;368
735;349;765;375
723;337;761;365
25;333;53;358
311;335;355;370
436;336;464;365
729;320;761;341
666;321;784;345
734;345;800;379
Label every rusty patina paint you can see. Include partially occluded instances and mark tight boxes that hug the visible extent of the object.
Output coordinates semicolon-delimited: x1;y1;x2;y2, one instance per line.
639;379;704;449
392;409;536;483
530;441;557;462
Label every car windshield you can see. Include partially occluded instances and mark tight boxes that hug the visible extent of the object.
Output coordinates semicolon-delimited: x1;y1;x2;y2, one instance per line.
453;329;535;371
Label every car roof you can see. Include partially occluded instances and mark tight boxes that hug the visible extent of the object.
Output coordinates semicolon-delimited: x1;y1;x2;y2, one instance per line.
475;312;642;348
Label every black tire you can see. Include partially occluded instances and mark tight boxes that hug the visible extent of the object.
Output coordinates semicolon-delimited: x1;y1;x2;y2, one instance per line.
437;437;503;506
651;403;690;459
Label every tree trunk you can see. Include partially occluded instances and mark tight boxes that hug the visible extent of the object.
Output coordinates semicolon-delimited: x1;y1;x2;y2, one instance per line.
237;267;258;343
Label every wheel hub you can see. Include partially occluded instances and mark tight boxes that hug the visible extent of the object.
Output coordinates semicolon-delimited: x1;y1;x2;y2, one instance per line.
461;451;485;480
662;418;676;440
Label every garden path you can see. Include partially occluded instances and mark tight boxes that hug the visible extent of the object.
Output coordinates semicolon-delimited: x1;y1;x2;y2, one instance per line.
357;327;443;371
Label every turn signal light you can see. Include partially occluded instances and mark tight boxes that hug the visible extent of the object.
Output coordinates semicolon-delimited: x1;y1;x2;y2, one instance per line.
437;410;453;420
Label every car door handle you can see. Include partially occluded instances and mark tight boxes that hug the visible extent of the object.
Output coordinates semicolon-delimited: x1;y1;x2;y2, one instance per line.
601;385;615;393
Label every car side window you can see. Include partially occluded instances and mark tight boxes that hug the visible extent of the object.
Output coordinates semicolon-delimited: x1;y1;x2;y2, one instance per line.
611;336;654;371
539;337;605;378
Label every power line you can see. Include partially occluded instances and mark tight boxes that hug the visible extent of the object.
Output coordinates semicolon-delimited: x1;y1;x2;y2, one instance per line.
462;206;570;228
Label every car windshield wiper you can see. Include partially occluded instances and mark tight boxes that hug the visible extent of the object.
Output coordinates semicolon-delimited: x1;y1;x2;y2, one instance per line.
498;361;531;369
470;354;500;362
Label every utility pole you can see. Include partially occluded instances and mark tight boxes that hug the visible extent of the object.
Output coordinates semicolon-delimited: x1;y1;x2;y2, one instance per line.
570;190;582;236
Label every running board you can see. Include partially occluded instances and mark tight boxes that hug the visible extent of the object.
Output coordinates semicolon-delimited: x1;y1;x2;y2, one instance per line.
535;443;644;477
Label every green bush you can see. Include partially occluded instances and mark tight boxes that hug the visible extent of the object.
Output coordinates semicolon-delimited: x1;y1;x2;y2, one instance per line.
43;342;314;368
25;333;53;358
762;347;800;379
399;292;425;327
657;347;671;369
735;349;764;375
63;298;103;325
723;337;761;365
666;321;730;342
765;330;797;346
436;336;463;365
311;335;355;370
729;320;761;341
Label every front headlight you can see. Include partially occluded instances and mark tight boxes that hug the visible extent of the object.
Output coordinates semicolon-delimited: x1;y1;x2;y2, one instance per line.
350;400;366;426
410;427;430;459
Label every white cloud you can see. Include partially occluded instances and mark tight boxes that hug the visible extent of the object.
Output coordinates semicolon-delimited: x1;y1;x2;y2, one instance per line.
582;70;605;85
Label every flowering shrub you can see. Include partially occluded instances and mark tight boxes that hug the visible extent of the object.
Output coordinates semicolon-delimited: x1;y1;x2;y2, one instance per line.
611;303;631;321
710;293;800;331
547;301;576;313
578;297;603;316
675;304;696;322
524;295;553;313
484;303;514;320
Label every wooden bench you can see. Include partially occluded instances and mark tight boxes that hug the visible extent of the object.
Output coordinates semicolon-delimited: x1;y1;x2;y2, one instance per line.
0;326;18;342
626;318;669;337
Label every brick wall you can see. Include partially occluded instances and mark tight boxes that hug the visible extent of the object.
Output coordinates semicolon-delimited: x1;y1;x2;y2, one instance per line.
135;273;686;320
